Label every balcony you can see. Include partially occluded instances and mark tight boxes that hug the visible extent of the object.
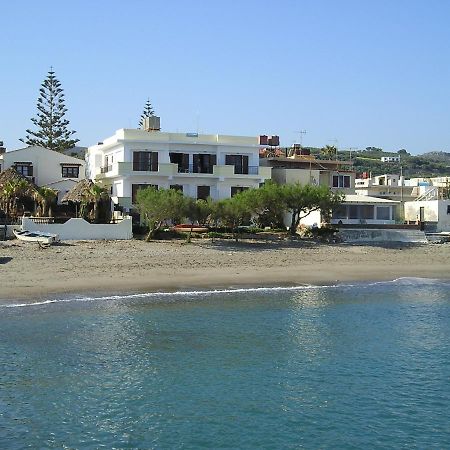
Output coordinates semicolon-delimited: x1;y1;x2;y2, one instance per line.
95;162;271;181
100;165;112;174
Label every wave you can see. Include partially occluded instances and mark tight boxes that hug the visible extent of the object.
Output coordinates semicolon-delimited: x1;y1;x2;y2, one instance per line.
2;277;449;309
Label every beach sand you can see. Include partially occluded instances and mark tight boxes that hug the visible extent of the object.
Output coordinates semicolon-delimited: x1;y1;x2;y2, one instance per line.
1;237;449;301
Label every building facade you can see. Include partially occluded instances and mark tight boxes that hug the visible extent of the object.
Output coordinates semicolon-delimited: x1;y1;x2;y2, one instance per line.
0;145;86;203
87;128;272;211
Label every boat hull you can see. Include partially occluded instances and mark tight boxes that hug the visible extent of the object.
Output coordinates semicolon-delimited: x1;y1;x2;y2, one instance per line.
13;229;60;244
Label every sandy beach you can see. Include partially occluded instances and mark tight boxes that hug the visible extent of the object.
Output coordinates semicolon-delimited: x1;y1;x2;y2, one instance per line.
0;237;449;302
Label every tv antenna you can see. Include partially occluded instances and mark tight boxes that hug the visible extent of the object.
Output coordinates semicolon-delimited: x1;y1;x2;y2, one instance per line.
295;130;307;146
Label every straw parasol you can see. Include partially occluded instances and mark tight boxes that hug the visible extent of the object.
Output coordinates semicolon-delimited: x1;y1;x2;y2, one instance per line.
62;179;97;204
0;168;39;194
62;179;110;221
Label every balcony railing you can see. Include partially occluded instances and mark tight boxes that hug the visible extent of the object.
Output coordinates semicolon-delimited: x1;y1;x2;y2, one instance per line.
177;165;214;174
100;165;112;174
233;166;258;175
132;162;158;171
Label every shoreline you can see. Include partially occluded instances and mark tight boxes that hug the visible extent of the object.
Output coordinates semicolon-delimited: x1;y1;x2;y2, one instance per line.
1;239;450;303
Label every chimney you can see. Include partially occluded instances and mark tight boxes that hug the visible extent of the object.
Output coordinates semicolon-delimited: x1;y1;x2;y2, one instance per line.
142;116;161;132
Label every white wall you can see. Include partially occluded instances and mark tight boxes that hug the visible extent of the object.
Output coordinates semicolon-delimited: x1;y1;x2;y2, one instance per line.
1;146;85;186
22;217;133;240
405;200;450;232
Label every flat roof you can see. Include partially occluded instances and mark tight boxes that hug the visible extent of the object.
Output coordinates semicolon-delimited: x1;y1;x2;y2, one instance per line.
344;194;399;204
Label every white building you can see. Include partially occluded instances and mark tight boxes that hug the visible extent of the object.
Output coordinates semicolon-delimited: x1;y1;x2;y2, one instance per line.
381;156;400;163
87;127;272;211
0;145;85;203
331;195;398;225
404;199;450;232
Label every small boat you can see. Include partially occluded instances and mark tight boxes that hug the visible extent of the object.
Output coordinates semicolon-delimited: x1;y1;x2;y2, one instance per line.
13;229;60;244
173;224;209;233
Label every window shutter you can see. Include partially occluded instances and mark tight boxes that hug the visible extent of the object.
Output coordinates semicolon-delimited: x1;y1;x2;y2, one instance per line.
193;154;200;173
243;156;249;174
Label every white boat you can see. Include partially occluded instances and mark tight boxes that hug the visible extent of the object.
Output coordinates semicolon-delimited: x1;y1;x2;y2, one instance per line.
13;229;60;244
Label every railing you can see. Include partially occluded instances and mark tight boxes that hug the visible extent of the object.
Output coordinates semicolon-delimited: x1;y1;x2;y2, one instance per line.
177;165;214;174
132;163;158;171
234;166;258;175
100;165;112;174
415;187;438;201
28;217;71;224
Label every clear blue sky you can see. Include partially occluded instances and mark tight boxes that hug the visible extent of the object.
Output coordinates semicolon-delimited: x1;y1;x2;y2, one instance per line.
1;0;449;154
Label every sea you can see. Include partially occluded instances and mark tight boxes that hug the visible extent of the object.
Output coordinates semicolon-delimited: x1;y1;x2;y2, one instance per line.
1;278;450;449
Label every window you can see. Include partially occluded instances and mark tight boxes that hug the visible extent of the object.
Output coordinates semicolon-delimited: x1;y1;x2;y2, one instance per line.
170;184;183;192
14;163;33;177
133;151;158;171
447;205;450;215
170;153;190;173
61;166;79;178
132;184;158;203
193;154;216;174
332;174;351;188
348;205;359;219
332;205;347;219
197;185;210;200
377;206;391;220
231;186;249;197
361;205;375;219
226;155;249;174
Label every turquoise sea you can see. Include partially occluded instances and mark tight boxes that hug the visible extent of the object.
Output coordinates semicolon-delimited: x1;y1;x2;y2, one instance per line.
1;278;450;449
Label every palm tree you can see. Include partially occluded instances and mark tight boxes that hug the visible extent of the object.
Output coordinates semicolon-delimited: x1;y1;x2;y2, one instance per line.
9;179;35;217
37;187;58;217
88;184;110;223
320;145;337;160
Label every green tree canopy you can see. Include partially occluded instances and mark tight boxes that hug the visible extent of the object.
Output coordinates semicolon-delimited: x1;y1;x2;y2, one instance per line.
136;187;186;241
21;69;79;152
282;184;344;235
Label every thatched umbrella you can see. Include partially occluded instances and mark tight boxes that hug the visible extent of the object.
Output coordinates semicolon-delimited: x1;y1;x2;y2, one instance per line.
62;179;97;204
0;167;38;192
62;179;110;222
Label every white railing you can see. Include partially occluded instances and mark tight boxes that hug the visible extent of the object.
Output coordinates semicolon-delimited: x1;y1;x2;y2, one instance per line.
415;187;438;201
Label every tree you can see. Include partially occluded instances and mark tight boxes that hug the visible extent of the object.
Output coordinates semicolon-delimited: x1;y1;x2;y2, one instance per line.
320;145;337;160
139;99;156;127
282;184;343;235
184;198;211;243
136;187;186;241
245;181;286;229
214;194;253;241
21;69;79;152
37;187;58;217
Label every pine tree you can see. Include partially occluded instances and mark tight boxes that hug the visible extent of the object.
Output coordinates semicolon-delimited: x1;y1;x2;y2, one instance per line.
139;99;156;127
21;69;79;152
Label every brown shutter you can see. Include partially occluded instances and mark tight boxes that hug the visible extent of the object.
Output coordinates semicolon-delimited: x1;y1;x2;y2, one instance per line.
243;156;249;174
193;154;200;173
151;152;158;171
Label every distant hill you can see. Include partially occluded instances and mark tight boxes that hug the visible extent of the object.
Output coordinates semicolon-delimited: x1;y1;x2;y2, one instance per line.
419;151;450;162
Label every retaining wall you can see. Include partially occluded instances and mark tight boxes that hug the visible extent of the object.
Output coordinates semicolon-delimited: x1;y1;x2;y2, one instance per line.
338;229;428;244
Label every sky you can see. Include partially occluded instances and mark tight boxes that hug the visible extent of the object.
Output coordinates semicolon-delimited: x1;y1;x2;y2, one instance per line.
1;0;450;154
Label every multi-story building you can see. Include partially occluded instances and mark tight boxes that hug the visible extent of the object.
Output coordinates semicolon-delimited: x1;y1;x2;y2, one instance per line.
87;124;272;212
260;147;355;195
0;145;85;203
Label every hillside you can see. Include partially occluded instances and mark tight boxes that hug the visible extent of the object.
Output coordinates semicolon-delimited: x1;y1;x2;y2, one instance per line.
303;147;450;178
